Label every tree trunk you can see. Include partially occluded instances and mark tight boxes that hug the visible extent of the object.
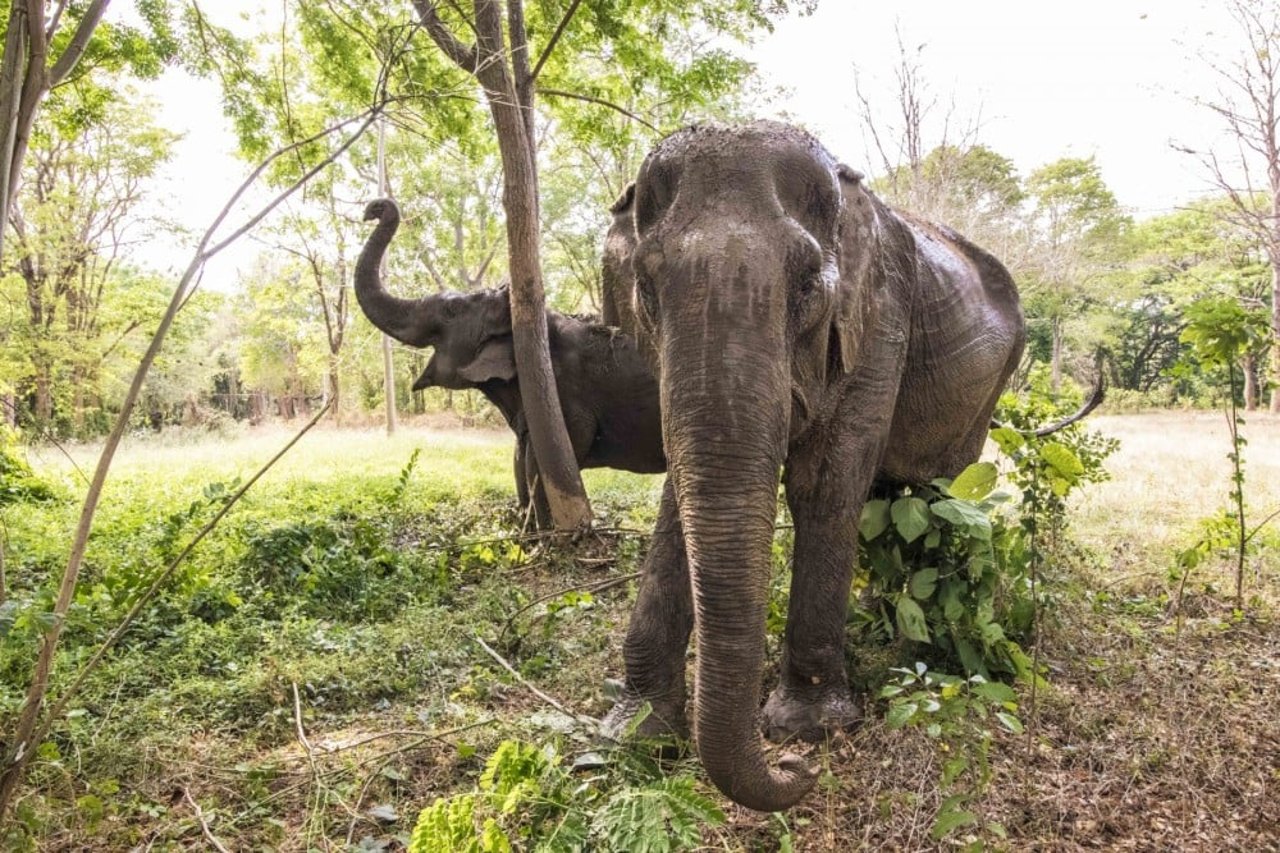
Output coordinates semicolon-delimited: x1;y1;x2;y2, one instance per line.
415;0;591;530
1271;259;1280;413
327;353;341;424
1050;316;1063;395
1242;351;1259;411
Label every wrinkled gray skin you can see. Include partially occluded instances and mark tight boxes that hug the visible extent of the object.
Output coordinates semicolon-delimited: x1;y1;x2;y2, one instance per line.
601;121;1026;812
355;199;664;527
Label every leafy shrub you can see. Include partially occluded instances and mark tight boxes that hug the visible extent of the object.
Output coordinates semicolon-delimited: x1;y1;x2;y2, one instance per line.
0;428;58;507
855;464;1032;680
855;388;1118;680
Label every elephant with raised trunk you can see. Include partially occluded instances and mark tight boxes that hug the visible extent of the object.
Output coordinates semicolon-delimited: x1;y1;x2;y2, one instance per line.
603;121;1027;812
355;199;664;527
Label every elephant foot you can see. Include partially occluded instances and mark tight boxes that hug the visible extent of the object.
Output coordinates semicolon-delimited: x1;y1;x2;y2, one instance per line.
600;690;688;743
762;684;861;744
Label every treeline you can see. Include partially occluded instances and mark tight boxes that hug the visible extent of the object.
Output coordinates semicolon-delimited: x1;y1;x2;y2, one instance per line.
0;2;1275;439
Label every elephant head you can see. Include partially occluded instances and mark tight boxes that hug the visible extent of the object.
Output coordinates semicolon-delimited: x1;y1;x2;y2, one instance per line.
410;289;515;392
626;122;882;811
355;198;517;390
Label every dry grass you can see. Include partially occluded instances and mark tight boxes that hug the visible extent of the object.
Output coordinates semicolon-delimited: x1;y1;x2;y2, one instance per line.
778;411;1280;850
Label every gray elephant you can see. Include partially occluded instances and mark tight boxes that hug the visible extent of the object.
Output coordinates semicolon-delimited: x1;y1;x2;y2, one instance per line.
602;121;1028;812
355;199;664;527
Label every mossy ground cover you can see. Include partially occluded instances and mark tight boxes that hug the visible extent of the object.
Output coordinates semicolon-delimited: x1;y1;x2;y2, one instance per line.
1;414;1277;850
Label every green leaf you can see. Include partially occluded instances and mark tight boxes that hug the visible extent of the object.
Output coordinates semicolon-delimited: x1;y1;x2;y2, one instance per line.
1041;442;1085;482
995;711;1024;734
891;496;931;543
990;426;1025;455
949;462;998;500
885;701;917;729
971;681;1016;703
931;499;992;539
859;499;891;541
909;568;938;600
895;598;931;643
930;808;978;839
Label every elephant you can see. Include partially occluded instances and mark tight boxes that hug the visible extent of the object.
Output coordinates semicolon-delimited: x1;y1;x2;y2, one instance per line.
600;121;1029;812
354;199;665;527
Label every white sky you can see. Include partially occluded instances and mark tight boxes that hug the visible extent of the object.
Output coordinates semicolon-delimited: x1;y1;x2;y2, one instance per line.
126;0;1246;282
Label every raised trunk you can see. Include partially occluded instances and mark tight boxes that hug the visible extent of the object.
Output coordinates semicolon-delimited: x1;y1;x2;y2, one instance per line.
355;200;442;348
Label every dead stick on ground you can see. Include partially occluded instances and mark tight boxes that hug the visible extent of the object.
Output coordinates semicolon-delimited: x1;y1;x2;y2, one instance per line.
183;787;231;853
475;636;598;726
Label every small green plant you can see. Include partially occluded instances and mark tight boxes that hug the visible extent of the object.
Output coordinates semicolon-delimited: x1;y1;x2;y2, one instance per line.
1174;295;1270;611
408;738;724;853
880;662;1020;844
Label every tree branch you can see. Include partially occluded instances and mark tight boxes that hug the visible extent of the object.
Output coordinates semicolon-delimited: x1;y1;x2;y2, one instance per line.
538;87;659;132
530;0;582;83
412;0;478;73
48;0;109;87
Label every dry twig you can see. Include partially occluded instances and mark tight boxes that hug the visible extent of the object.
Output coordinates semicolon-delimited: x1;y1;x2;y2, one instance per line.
475;636;597;727
183;787;231;853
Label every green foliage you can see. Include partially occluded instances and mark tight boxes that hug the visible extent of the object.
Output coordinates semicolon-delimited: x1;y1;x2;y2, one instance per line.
409;738;723;853
0;429;57;507
1174;295;1269;609
856;467;1031;680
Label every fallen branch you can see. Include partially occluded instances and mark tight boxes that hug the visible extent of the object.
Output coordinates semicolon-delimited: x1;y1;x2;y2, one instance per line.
475;635;597;727
183;787;231;853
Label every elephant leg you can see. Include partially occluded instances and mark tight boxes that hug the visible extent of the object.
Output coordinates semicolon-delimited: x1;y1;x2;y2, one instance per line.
763;427;889;743
602;478;692;740
514;435;531;516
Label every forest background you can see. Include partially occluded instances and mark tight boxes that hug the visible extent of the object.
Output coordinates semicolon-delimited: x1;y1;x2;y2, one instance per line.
2;0;1276;437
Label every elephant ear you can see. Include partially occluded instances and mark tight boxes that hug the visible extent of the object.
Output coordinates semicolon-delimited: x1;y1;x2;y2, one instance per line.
610;182;635;215
458;336;517;383
830;165;882;377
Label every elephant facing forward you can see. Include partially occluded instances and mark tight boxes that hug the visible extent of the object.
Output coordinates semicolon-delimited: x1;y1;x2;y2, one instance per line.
355;199;664;527
602;121;1027;812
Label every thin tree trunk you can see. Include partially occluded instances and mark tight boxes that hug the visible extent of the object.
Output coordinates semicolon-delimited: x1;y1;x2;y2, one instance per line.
1242;351;1259;411
377;118;397;435
1050;316;1063;395
1270;260;1280;413
415;0;590;529
327;354;341;425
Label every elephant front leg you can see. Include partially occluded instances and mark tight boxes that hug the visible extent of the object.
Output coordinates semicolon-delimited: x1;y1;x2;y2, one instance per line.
762;476;867;743
602;478;692;740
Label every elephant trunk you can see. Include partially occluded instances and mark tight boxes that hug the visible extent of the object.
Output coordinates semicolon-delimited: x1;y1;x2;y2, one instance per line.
355;199;440;347
660;253;816;812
